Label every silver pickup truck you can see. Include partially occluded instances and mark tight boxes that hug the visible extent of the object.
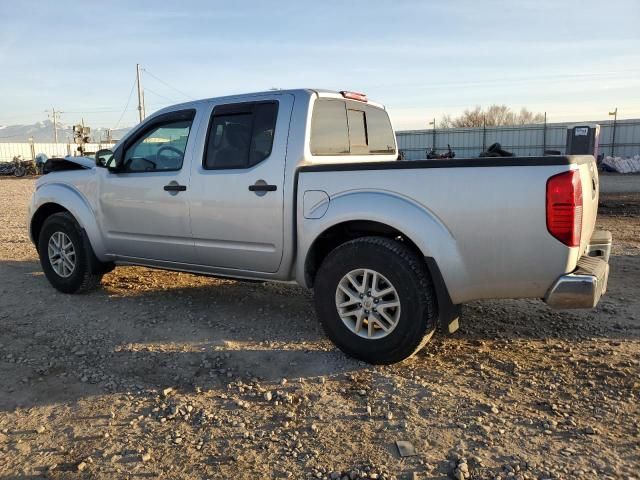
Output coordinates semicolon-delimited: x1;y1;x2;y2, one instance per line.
28;89;611;364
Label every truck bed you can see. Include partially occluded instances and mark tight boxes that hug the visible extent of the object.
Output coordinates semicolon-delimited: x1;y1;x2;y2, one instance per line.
297;155;599;304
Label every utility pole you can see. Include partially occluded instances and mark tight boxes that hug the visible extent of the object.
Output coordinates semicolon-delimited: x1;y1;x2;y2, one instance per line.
45;107;63;144
136;63;146;123
609;107;618;157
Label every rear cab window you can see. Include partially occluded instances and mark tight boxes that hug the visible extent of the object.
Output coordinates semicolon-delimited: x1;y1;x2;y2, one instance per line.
310;98;395;156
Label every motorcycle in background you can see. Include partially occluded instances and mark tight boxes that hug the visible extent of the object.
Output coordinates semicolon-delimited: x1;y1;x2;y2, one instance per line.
0;156;38;177
426;144;456;159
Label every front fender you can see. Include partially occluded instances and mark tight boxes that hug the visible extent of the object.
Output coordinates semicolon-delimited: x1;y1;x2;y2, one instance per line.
297;189;468;302
30;182;108;260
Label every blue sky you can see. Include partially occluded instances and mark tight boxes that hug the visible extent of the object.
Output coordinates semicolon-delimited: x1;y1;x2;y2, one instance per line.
1;0;639;130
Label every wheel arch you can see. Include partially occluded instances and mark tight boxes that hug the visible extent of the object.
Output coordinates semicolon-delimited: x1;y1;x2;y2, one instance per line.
298;190;468;328
30;184;107;259
299;191;465;287
303;219;422;287
302;218;462;328
30;202;69;251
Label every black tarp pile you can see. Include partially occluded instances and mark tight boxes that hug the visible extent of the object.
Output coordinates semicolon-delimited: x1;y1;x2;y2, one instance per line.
479;142;514;157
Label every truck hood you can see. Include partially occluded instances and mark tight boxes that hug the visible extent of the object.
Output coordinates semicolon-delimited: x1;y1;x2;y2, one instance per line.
43;155;95;174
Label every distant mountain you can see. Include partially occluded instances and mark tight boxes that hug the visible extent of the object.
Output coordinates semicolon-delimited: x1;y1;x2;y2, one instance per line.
0;120;132;143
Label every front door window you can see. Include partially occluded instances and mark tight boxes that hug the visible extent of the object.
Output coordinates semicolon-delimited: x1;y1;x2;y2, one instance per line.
123;120;193;172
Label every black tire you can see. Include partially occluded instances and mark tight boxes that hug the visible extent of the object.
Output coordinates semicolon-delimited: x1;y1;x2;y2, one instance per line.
14;166;26;177
38;212;104;294
314;236;437;364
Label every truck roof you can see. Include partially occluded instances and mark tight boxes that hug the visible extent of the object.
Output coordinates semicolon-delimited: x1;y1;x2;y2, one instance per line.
154;89;385;116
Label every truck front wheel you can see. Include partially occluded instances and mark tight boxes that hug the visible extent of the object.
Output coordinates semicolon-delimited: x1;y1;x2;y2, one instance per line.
38;212;104;294
314;236;437;364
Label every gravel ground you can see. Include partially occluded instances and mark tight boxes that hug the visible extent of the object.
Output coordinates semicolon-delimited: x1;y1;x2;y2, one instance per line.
0;176;639;480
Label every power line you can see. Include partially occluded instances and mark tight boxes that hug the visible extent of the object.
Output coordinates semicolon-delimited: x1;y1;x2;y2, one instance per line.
144;87;179;103
142;68;194;100
65;108;129;114
114;76;138;130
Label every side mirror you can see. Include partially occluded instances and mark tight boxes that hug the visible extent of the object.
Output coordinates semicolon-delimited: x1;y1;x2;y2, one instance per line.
95;149;114;168
96;148;123;171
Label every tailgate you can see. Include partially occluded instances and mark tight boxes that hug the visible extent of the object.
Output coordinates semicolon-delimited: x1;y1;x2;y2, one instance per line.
576;156;599;255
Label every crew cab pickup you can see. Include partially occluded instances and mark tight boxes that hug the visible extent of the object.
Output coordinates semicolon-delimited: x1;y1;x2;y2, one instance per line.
28;89;611;364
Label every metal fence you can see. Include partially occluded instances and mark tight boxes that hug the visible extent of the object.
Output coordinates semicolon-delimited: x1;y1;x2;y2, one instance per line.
3;119;640;163
0;143;111;163
397;119;640;160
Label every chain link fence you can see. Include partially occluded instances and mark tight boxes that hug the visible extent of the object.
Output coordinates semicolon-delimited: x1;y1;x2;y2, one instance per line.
3;119;639;163
397;119;640;160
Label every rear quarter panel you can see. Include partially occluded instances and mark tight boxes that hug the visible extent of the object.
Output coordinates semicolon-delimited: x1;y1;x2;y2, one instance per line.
297;164;580;303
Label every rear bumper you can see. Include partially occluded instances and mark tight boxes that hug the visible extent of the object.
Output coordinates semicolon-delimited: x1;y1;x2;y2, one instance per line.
544;230;612;309
586;230;612;263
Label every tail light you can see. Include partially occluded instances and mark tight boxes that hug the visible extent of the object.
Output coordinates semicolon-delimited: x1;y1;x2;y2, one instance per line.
340;91;368;102
546;170;583;247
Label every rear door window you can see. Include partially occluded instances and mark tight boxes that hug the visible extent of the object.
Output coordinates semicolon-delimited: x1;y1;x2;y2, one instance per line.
310;98;395;156
204;101;278;169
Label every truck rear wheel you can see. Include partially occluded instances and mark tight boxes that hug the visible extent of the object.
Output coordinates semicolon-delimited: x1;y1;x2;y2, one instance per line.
314;236;437;364
38;212;104;294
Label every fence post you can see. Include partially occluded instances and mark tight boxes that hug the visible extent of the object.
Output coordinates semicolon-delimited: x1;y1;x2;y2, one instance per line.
609;108;617;157
432;119;436;151
29;137;35;160
542;112;547;155
482;116;486;153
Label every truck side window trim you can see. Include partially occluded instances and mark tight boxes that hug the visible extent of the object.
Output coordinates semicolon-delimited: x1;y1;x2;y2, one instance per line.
118;109;196;174
202;101;279;170
347;108;368;153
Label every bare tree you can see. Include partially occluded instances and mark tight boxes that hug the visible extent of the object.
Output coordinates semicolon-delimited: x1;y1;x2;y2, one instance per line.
440;105;544;128
514;107;545;125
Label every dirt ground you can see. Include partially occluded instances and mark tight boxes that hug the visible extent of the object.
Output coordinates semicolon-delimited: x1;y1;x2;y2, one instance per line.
0;176;638;480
